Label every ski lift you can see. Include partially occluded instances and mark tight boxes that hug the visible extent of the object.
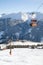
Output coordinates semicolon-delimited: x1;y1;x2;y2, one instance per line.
30;1;43;27
30;19;37;27
30;13;38;27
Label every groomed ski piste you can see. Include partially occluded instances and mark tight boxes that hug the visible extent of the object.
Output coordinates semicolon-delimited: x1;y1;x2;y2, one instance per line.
0;41;43;65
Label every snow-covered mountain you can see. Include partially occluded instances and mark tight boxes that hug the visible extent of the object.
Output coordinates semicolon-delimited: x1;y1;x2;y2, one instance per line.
1;12;28;22
1;12;43;21
0;12;43;43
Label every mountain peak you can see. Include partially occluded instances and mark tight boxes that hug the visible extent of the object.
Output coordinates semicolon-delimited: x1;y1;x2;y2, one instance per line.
0;12;43;21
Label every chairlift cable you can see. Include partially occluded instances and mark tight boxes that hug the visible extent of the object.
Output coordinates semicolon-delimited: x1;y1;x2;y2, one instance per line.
36;3;43;11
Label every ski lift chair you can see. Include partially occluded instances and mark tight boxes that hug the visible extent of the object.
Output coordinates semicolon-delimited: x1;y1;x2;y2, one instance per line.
30;19;38;27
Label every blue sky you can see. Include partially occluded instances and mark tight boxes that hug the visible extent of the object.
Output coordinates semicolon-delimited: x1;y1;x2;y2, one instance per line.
0;0;43;14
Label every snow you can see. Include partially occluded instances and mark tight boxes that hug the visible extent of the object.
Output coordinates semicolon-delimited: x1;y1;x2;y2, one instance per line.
0;48;43;65
29;34;32;38
22;13;28;21
41;37;43;42
0;31;4;39
28;28;32;33
1;12;43;21
0;41;42;50
0;31;4;36
7;41;41;46
31;13;36;19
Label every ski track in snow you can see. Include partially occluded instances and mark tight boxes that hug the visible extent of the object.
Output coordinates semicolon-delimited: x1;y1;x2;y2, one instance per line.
0;48;43;65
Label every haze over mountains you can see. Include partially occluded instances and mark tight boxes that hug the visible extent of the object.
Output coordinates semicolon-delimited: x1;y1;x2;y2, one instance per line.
0;12;43;43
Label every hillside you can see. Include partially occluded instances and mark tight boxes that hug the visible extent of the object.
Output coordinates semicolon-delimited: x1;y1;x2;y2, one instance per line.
0;12;43;43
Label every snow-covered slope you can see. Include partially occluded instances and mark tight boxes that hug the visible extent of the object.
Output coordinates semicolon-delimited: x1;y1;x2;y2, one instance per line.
0;48;43;65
